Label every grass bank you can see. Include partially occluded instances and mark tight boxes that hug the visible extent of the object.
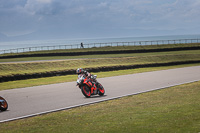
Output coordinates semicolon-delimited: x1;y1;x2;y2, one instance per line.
0;64;200;91
1;43;200;57
0;43;199;86
1;53;200;77
1;80;199;133
0;49;200;62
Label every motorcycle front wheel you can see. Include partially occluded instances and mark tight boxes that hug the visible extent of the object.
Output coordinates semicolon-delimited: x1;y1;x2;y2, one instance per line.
81;85;91;98
0;97;8;111
98;84;105;96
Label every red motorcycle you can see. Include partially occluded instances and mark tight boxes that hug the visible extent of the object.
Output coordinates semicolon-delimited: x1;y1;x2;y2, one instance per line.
77;74;105;98
0;96;8;111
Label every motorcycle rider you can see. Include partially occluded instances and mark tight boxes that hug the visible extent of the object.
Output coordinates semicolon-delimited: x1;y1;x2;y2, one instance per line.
76;68;98;86
76;68;91;78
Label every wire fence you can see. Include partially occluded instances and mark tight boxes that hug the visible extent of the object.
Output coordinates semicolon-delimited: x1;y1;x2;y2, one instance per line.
0;38;199;54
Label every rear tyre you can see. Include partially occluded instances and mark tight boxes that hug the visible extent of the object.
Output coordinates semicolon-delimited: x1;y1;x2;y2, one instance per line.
0;97;8;111
81;85;91;98
98;84;105;96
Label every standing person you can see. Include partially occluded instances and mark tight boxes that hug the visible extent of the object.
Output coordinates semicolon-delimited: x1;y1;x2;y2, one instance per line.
80;42;84;48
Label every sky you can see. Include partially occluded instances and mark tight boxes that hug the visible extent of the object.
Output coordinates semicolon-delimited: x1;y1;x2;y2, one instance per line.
0;0;200;40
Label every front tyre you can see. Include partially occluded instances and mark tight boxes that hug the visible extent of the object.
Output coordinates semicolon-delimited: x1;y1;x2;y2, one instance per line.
0;97;8;111
81;85;91;98
98;84;105;96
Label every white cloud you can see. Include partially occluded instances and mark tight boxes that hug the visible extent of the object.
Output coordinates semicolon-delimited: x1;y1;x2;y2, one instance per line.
0;0;200;38
36;0;52;4
24;0;56;15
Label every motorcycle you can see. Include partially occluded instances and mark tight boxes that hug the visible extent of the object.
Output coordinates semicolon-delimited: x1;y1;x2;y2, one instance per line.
0;96;8;111
76;74;105;98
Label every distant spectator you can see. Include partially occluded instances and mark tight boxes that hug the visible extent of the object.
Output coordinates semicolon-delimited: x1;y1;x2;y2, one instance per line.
80;42;84;48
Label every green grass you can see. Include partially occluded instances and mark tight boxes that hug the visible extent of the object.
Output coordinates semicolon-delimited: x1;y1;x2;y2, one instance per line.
1;49;200;62
1;53;200;77
1;43;200;57
1;63;200;91
1;43;200;78
0;80;199;133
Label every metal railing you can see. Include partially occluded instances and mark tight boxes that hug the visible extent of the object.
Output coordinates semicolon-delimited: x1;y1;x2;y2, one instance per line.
0;38;199;54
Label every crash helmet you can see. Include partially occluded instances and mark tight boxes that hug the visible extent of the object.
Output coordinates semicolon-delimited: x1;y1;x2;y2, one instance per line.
76;68;84;74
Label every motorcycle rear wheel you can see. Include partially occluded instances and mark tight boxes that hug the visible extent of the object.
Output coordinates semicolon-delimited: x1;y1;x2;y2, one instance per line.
81;85;91;98
0;97;8;111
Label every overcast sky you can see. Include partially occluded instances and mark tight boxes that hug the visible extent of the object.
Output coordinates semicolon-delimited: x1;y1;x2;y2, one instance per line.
0;0;200;40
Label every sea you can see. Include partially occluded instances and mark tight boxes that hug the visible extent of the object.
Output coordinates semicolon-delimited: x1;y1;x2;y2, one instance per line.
0;34;200;51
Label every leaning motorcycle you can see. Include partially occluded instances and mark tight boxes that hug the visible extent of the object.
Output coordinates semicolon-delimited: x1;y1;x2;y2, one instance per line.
77;74;105;98
0;96;8;111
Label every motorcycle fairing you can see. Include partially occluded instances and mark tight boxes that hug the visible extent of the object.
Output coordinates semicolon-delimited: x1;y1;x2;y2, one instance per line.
83;79;97;94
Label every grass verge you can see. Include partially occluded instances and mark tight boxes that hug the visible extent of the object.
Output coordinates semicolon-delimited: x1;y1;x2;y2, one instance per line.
1;43;200;57
0;80;199;133
0;44;199;83
0;63;200;91
0;49;200;62
1;53;200;77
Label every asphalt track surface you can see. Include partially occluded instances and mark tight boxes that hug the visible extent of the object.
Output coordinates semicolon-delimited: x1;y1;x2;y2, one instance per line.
0;66;200;123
